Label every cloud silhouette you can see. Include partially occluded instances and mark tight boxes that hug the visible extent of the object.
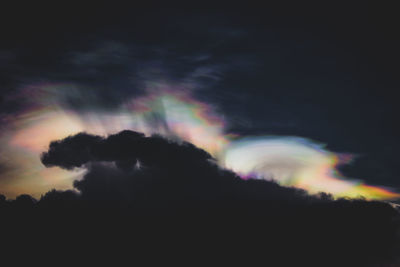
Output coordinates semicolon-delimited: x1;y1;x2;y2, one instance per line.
1;130;399;266
41;130;212;170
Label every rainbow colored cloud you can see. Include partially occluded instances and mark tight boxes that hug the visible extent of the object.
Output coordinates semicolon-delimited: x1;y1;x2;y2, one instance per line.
2;82;399;200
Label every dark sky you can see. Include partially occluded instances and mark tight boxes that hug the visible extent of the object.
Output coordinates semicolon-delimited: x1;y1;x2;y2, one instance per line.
1;3;400;265
0;2;399;194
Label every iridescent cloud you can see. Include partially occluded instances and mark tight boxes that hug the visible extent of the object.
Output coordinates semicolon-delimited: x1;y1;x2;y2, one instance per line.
222;137;400;200
124;86;231;156
1;82;399;200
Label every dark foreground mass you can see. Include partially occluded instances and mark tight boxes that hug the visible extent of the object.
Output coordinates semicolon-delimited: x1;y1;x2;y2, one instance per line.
1;130;399;266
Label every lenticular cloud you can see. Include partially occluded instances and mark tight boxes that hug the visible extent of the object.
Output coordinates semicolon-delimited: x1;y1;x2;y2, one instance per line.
2;82;400;200
223;137;400;199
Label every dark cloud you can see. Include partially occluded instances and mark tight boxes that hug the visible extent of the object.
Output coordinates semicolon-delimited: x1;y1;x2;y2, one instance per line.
1;5;400;264
2;130;400;266
41;130;212;170
68;41;132;67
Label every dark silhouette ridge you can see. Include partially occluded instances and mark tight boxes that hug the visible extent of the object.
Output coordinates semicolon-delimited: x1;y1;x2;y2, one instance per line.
1;130;399;266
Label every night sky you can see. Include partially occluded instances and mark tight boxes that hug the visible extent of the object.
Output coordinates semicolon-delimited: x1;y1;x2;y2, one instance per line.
1;2;400;265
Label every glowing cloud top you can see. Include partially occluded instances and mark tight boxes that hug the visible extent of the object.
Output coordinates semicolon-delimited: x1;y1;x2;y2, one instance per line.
125;88;231;156
222;137;400;199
